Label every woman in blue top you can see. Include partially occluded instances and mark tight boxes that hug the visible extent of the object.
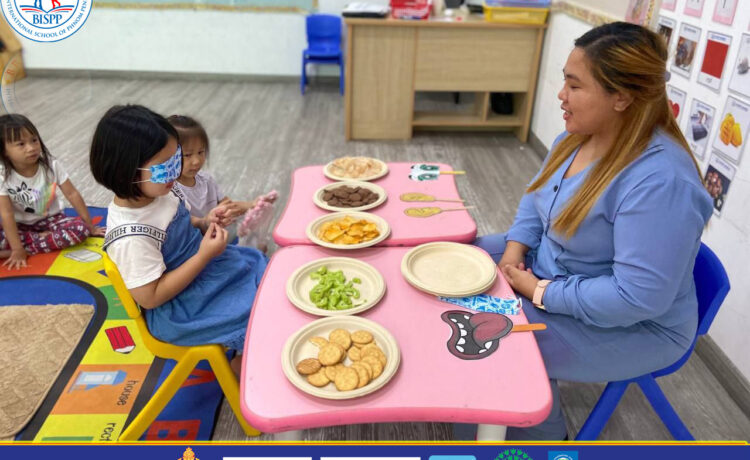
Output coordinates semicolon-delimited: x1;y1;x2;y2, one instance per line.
472;22;713;440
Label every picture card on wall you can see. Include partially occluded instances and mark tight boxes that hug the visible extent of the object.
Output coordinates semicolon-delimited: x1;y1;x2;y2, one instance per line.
657;16;677;48
728;33;750;99
684;0;705;17
672;23;702;79
667;85;687;124
697;32;732;91
686;98;715;160
661;0;676;11
712;96;750;164
703;151;736;216
626;0;650;25
712;0;738;26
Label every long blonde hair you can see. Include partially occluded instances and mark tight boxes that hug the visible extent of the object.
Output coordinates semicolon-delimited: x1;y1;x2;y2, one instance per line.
529;22;702;238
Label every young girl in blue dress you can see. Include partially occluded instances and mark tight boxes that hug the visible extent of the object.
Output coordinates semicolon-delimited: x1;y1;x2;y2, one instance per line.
90;105;268;373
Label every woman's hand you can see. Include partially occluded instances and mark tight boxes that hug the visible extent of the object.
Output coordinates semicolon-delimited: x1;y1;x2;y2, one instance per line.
89;224;106;237
500;264;539;299
198;223;228;260
498;253;525;270
3;248;28;270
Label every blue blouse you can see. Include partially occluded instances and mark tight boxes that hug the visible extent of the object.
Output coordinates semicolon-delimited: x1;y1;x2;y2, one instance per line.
507;130;713;341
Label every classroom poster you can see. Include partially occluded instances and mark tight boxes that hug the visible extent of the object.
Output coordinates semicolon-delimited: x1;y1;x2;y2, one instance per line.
626;0;650;25
686;98;716;160
661;0;677;11
697;32;732;91
684;0;705;17
712;0;739;26
672;23;702;79
667;85;687;124
703;151;736;216
728;33;750;98
657;16;677;48
713;96;750;164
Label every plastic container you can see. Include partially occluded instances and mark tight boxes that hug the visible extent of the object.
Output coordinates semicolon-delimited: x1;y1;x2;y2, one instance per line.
483;0;549;24
391;0;433;20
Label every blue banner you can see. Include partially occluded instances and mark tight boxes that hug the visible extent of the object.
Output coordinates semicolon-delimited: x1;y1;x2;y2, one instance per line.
0;442;748;460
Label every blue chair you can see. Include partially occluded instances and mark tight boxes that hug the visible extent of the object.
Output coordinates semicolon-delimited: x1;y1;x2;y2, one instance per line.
575;243;730;440
301;14;344;95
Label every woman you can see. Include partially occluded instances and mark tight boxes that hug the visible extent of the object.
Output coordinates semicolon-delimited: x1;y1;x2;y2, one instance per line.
473;22;713;440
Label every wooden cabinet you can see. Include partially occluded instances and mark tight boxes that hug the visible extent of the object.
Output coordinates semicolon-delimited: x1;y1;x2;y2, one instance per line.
345;17;545;142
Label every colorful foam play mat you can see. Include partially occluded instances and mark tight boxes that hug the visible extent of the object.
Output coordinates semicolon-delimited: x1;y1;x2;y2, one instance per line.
0;208;225;441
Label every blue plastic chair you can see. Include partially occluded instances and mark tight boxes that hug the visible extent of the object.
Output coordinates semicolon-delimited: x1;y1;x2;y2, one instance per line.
575;243;730;440
301;14;344;95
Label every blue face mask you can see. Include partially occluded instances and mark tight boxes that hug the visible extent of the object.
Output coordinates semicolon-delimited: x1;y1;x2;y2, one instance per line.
135;146;182;184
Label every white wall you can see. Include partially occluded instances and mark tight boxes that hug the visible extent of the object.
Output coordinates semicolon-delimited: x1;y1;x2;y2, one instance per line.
20;0;388;75
531;3;750;380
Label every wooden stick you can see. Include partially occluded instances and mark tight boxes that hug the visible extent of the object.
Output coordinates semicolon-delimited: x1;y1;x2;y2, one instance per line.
435;198;465;203
511;323;547;332
442;206;475;212
439;170;466;175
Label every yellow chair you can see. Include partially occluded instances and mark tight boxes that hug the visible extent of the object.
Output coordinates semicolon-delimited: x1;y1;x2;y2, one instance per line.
103;254;261;440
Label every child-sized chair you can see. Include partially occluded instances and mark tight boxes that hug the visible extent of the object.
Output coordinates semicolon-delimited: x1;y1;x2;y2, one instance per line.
102;254;261;440
301;14;344;95
575;243;730;440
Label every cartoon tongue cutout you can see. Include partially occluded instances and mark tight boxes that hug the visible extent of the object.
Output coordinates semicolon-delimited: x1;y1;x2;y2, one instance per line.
441;310;512;360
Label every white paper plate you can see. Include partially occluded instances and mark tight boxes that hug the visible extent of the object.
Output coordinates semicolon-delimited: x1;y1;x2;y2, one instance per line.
286;257;386;317
281;316;400;400
324;158;389;182
313;181;387;212
306;211;390;250
401;242;498;297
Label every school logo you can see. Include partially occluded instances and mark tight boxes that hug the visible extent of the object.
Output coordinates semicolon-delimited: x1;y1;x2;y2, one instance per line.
179;447;199;460
496;449;533;460
548;452;577;460
1;0;91;42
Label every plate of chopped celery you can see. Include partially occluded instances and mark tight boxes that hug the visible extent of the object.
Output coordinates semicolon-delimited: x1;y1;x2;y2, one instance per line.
286;257;386;316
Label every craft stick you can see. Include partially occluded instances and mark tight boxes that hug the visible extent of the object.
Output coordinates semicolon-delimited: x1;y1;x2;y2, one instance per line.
442;206;475;212
435;198;465;203
439;171;466;175
511;323;547;332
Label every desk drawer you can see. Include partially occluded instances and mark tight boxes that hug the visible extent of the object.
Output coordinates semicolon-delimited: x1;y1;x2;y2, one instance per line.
414;28;538;92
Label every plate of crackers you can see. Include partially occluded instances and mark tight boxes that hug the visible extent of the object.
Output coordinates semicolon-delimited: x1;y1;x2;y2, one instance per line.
286;257;386;317
324;157;388;182
281;316;400;400
313;181;387;212
306;211;390;250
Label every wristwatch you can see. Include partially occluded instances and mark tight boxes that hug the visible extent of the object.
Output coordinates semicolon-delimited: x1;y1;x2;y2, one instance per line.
532;279;551;310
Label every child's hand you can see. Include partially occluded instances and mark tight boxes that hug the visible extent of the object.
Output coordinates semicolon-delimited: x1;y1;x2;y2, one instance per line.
207;204;235;227
3;248;28;270
89;225;106;237
198;223;228;260
222;200;245;220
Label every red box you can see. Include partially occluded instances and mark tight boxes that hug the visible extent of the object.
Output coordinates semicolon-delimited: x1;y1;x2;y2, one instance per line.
390;0;432;19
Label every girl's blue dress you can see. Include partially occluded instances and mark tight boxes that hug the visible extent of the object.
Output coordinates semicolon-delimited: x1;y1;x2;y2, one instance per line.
145;201;268;351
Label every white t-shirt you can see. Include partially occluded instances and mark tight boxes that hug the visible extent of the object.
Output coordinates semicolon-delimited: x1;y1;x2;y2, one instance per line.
0;159;69;224
104;192;181;289
172;171;224;218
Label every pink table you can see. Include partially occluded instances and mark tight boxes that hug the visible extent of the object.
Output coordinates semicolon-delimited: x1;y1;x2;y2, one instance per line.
240;245;552;435
273;163;477;247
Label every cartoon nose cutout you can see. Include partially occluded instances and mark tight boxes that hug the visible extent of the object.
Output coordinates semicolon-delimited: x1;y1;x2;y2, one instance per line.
441;310;546;360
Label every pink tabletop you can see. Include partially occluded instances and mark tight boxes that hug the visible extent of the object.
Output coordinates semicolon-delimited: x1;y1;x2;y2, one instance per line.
273;163;477;247
241;245;552;433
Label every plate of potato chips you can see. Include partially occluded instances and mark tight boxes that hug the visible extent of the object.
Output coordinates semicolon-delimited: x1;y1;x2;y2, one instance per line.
306;211;390;249
281;316;400;400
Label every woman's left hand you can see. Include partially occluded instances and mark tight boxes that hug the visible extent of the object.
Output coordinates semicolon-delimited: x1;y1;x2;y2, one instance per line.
500;264;539;299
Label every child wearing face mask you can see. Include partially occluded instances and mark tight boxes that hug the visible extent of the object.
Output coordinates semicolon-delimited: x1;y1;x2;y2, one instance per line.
167;115;276;223
91;105;268;374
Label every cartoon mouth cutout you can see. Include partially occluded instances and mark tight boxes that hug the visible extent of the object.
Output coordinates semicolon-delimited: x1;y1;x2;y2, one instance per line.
441;310;546;360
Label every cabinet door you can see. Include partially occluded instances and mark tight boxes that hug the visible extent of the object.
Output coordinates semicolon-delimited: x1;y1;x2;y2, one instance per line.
414;28;537;92
349;26;416;139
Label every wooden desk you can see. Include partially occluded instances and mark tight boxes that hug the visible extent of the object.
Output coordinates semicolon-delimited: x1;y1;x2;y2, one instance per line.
344;17;546;142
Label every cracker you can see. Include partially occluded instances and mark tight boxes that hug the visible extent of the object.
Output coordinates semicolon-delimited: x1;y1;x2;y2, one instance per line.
350;362;371;388
296;358;321;375
318;343;343;366
329;329;352;350
309;336;328;348
351;330;374;345
348;346;362;361
361;355;384;379
306;368;330;387
362;346;387;366
334;367;359;391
